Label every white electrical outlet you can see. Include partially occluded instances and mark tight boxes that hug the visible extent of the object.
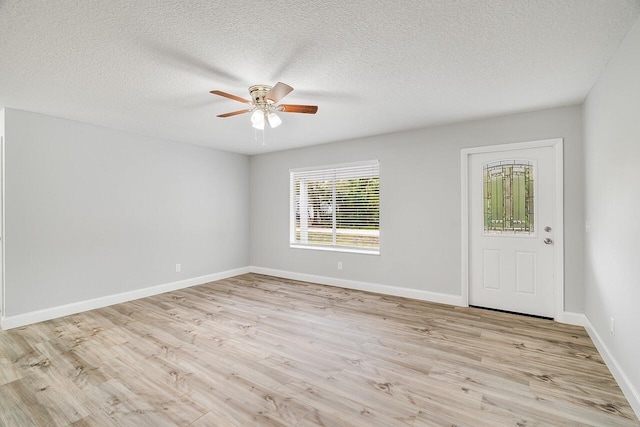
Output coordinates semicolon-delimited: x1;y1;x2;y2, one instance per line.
585;221;592;233
610;317;615;337
337;261;343;270
176;264;181;273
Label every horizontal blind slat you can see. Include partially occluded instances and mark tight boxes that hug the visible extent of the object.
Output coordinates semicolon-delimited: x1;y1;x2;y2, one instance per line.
291;160;379;252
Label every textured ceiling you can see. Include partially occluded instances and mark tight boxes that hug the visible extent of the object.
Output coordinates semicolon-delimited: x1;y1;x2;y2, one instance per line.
1;1;639;155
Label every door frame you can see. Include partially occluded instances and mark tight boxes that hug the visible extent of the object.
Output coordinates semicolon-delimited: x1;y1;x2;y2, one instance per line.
0;135;4;322
461;138;564;320
1;135;4;322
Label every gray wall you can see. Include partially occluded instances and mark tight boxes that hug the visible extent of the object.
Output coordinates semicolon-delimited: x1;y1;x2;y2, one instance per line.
584;16;640;404
3;108;250;316
250;105;585;312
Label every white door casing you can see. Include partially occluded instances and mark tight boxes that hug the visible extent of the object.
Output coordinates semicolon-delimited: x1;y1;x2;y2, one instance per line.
461;139;564;319
0;135;3;319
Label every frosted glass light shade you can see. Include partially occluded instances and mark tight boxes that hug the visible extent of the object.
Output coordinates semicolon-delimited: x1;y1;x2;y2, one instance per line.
267;112;282;128
251;110;265;130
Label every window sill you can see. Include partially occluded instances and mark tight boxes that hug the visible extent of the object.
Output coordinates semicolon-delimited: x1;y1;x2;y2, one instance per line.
289;244;380;256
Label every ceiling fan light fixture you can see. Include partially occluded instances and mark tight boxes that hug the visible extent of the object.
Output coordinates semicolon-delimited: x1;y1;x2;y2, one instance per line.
210;82;318;136
251;110;265;130
267;111;282;128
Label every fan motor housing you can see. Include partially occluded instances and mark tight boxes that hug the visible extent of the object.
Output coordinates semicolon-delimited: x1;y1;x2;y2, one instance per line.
248;85;274;109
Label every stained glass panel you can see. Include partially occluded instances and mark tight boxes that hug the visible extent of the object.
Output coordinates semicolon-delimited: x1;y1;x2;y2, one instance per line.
483;160;534;234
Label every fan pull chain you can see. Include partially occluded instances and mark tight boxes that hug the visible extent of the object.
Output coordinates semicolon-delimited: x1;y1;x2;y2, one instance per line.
253;128;266;145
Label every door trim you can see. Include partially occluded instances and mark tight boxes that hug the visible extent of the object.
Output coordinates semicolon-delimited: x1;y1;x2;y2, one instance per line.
461;138;564;320
1;135;4;320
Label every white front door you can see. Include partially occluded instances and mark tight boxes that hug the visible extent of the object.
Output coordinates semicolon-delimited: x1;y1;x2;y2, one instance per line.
465;140;562;318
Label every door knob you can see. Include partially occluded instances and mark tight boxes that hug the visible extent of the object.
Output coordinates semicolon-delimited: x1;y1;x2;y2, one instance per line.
544;238;553;245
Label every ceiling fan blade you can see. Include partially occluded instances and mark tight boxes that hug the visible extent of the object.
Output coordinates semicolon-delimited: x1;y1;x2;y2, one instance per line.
266;82;293;103
217;109;253;117
278;104;318;114
210;90;252;104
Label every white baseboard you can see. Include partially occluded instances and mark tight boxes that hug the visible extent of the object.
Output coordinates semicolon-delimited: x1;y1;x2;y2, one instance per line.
583;317;640;419
557;311;586;326
1;267;250;330
249;266;465;307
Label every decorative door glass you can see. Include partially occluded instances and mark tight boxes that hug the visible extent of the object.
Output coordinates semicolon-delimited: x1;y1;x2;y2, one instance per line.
483;160;534;234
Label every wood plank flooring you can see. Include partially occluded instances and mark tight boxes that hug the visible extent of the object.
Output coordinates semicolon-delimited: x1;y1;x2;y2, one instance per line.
0;273;638;426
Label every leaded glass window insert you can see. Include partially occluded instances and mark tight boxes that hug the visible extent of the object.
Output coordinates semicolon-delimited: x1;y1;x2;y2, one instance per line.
483;160;534;234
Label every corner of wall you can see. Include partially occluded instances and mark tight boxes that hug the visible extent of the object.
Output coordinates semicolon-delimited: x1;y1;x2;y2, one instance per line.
1;267;250;330
581;13;640;420
558;311;586;326
583;316;640;418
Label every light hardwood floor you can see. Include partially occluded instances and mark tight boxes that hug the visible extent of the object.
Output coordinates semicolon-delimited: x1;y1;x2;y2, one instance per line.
0;273;638;426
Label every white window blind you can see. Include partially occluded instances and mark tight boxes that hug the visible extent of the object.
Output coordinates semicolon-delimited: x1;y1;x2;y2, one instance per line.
290;160;380;254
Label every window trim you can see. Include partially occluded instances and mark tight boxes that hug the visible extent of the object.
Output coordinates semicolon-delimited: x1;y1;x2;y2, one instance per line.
289;160;380;255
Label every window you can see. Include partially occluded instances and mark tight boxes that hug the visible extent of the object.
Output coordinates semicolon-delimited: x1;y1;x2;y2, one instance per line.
483;160;535;234
290;160;380;254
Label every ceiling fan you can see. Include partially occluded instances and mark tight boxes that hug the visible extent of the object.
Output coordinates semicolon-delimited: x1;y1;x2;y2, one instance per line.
210;82;318;129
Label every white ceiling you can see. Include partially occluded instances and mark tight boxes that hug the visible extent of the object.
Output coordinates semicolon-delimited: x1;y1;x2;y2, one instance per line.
1;1;639;155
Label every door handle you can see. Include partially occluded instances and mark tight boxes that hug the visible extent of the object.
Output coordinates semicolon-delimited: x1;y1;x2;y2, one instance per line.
544;238;553;245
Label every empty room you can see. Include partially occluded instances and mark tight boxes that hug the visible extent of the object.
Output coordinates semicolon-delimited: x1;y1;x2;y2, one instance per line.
1;1;639;426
